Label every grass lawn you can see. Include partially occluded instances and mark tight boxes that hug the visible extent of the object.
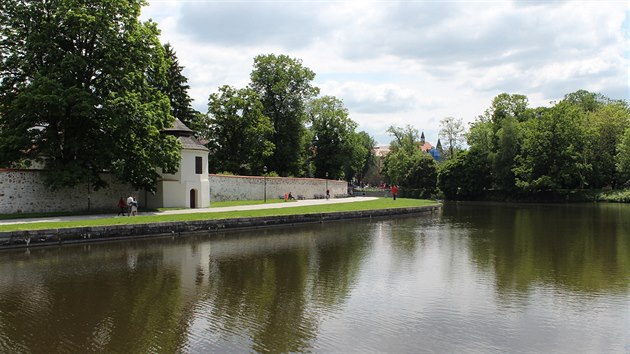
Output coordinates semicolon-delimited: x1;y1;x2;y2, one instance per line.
208;199;294;208
0;198;439;232
0;198;293;219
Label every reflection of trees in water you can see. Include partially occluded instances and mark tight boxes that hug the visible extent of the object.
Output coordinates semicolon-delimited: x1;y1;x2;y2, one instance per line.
375;215;438;276
0;246;189;353
449;202;630;294
202;221;372;353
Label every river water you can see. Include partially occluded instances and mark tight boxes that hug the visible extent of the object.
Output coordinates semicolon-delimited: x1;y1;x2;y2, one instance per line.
0;202;628;353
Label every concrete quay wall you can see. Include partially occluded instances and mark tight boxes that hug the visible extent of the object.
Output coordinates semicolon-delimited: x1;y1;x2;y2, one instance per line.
0;205;441;249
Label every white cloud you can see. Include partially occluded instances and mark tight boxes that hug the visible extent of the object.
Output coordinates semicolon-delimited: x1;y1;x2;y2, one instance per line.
141;0;630;145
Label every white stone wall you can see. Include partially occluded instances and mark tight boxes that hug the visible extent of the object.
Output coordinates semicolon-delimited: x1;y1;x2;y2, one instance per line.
0;170;350;214
0;169;139;214
209;174;348;202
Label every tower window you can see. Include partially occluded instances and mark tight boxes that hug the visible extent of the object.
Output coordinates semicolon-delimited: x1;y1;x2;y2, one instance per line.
195;156;203;174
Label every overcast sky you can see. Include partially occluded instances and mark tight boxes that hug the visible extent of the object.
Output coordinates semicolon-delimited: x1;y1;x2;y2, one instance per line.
141;0;629;146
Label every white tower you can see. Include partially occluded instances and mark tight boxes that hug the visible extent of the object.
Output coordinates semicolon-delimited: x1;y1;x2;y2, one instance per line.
147;119;209;208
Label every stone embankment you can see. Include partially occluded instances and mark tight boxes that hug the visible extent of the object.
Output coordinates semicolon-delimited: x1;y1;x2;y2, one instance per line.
0;205;440;250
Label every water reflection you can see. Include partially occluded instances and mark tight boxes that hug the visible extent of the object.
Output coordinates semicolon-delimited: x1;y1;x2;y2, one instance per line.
182;223;372;353
449;202;630;294
0;243;189;353
0;205;628;353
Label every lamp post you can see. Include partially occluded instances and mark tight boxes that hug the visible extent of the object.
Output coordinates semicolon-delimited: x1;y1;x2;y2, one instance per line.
263;166;267;203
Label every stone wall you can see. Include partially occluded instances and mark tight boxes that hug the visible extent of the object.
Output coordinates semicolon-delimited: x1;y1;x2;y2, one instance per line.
0;170;350;214
209;174;348;202
0;169;138;214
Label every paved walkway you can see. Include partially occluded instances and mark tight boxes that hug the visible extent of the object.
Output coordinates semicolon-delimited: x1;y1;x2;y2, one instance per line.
0;197;379;226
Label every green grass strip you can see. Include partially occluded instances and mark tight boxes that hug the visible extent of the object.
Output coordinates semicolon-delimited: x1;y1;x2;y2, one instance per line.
0;198;438;232
208;199;294;208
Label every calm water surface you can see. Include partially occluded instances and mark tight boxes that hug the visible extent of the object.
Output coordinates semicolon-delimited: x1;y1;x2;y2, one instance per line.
0;202;629;353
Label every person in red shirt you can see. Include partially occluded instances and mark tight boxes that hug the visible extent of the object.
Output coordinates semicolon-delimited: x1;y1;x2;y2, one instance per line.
116;197;127;216
391;185;398;200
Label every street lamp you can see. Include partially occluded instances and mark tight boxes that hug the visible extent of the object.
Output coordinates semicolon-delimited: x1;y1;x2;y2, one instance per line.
263;166;267;203
325;172;329;199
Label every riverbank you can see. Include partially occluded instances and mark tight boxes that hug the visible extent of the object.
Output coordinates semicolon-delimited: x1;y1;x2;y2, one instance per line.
0;199;441;249
477;188;630;203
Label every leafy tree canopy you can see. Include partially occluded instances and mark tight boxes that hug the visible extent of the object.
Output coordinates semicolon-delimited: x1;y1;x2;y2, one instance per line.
0;0;180;192
308;96;357;180
159;43;197;127
437;150;492;200
205;85;274;175
387;125;420;155
438;116;465;159
382;125;437;194
345;131;376;185
249;54;319;177
513;101;590;192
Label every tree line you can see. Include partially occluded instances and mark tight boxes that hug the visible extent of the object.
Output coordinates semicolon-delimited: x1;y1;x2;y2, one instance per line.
3;1;628;200
189;54;375;182
437;91;630;200
375;90;630;201
0;0;375;193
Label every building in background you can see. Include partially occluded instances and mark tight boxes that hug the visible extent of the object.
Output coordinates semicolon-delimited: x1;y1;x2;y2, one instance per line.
146;119;210;209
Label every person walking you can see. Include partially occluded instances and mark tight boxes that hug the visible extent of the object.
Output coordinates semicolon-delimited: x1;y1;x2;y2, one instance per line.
130;197;138;216
127;195;134;216
391;185;398;200
116;197;127;216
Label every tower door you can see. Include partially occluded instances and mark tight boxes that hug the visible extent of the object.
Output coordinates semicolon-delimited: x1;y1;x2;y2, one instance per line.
190;189;197;208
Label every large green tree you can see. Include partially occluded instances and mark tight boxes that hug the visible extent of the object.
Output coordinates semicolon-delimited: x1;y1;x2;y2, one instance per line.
159;43;197;127
387;125;420;154
382;125;437;194
0;0;180;192
492;116;521;191
616;125;630;186
249;54;319;176
345;131;376;185
205;85;274;175
513;101;589;192
308;96;357;180
484;93;529;127
466;118;493;154
382;125;419;186
581;100;629;188
437;150;492;200
438;116;465;159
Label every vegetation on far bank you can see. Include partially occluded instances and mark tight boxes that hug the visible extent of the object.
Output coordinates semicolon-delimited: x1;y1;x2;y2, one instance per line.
2;2;629;207
435;91;630;201
591;189;630;203
376;91;630;203
0;198;437;232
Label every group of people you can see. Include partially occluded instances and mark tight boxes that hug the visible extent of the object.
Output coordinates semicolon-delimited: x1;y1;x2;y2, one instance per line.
117;195;139;216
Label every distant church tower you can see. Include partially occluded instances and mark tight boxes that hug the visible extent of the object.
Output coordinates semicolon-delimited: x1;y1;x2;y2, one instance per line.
420;131;426;144
436;139;443;153
146;118;209;209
